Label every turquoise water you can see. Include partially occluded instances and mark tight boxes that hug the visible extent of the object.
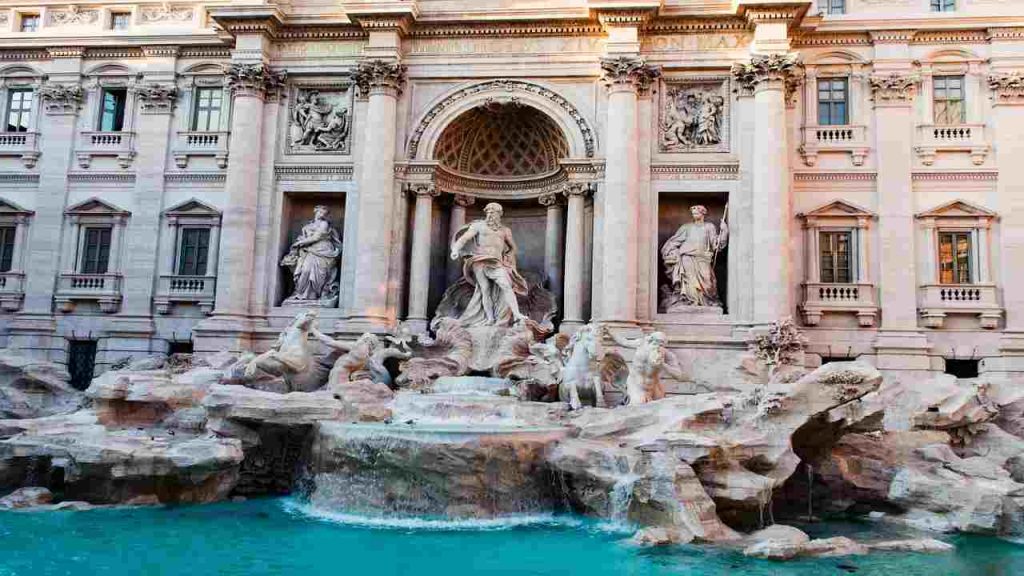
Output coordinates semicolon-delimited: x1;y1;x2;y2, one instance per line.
1;499;1023;576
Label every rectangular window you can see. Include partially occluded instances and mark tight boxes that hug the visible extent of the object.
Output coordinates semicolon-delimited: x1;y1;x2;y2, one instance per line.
191;88;223;132
20;15;40;33
67;340;97;391
5;89;33;133
826;0;845;15
938;231;972;284
0;226;16;273
98;88;127;132
177;227;210;276
819;231;853;284
933;75;966;125
110;12;131;31
80;227;112;275
817;78;849;126
931;0;956;12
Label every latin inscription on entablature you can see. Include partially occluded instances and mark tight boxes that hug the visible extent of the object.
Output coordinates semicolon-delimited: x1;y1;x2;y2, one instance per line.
641;34;752;53
273;42;366;59
406;37;606;56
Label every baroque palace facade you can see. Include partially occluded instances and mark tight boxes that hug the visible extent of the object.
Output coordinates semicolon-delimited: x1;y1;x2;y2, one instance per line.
0;0;1021;387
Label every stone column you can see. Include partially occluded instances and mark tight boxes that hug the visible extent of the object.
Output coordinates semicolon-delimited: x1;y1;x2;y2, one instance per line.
405;183;439;332
598;55;659;325
539;192;565;303
733;54;798;325
990;71;1024;370
446;194;474;286
805;225;820;283
348;60;406;330
869;71;930;369
856;222;870;284
562;183;592;329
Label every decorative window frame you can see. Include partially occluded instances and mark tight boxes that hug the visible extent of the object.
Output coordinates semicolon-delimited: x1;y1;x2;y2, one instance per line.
155;198;221;314
797;200;878;327
0;197;33;311
76;65;140;169
0;65;43;168
916;199;1001;329
173;64;230;168
799;54;869;167
915;51;990;166
55;197;130;313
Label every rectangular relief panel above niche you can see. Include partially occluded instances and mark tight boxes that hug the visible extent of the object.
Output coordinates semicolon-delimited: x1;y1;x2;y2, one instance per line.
659;76;731;155
286;83;355;156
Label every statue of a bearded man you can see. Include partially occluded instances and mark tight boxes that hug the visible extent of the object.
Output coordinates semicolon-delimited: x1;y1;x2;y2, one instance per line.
660;204;728;311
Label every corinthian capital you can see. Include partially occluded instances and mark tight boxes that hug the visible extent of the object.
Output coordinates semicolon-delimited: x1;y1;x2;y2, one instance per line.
869;73;920;104
563;182;594;199
354;59;407;98
226;63;287;99
133;83;178;114
730;53;801;93
38;82;84;115
600;56;661;94
989;71;1024;105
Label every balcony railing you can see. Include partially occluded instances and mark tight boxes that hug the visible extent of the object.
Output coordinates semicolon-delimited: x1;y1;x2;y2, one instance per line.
154;274;216;314
919;283;1002;329
54;273;122;313
915;124;989;166
798;125;869;166
76;131;136;169
172;131;230;169
801;282;878;327
0;271;25;311
0;131;40;168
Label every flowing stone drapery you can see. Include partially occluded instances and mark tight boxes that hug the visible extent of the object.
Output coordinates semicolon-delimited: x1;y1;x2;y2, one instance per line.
562;182;592;328
211;63;285;320
349;59;406;329
598;56;659;324
280;206;343;307
732;53;798;324
539;192;565;304
406;183;440;331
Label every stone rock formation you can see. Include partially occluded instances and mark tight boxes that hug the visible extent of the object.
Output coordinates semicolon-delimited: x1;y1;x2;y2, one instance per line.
0;350;83;419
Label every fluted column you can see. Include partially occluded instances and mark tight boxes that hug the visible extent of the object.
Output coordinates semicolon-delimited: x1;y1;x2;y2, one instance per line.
539;192;565;303
210;63;284;321
406;183;440;331
598;56;659;324
562;183;592;329
446;194;474;285
732;54;798;325
349;59;406;329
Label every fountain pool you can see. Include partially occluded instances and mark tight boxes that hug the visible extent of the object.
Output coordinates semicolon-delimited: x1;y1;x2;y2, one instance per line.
2;499;1023;576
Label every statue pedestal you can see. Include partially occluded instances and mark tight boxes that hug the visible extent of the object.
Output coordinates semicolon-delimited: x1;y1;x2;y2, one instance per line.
664;304;725;316
467;325;513;373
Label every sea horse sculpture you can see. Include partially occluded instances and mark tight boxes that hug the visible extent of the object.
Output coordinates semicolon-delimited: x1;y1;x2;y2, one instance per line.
559;324;628;411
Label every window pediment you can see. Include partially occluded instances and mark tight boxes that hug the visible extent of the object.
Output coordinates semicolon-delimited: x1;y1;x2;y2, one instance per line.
65;197;130;217
163;198;220;218
799;199;875;227
916;199;996;225
0;198;33;217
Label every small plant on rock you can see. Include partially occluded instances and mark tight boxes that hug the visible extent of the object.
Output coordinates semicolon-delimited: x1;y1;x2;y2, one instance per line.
750;317;808;378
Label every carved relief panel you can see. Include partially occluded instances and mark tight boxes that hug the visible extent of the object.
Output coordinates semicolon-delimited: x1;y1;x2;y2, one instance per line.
287;84;354;155
659;77;730;154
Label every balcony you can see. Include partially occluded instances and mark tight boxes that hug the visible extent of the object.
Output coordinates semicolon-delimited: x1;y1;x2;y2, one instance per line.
918;284;1002;329
0;132;40;168
76;131;136;169
798;125;869;167
54;273;122;313
915;124;989;166
0;272;26;312
172;131;230;169
801;282;878;327
154;275;216;315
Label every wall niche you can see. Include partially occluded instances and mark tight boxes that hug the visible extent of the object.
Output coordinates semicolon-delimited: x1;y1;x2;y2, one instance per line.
657;192;730;315
277;193;346;308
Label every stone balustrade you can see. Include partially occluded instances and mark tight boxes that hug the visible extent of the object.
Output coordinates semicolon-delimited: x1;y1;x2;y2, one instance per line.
154;274;216;315
172;131;230;169
54;273;122;314
0;131;39;168
914;123;989;166
801;282;878;327
799;124;869;166
918;283;1002;329
0;271;25;312
76;131;136;169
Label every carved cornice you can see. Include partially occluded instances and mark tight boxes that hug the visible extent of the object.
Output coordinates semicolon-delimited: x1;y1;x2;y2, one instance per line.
209;8;283;39
869;73;920;104
435;166;567;200
912;30;988;45
650;163;739;181
912;171;998;181
644;16;748;34
791;33;872;47
67;172;136;184
730;53;800;94
0;173;40;184
141;45;182;58
600;56;661;94
226;63;286;99
353;59;407;97
274;164;354;180
989;72;1024;105
596;9;657;30
351;14;413;36
133;83;178;114
276;26;367;40
869;30;916;45
47;46;86;59
988;27;1024;41
165;172;228;184
0;50;48;61
179;46;232;58
84;48;145;59
38;82;84;115
793;172;877;182
412;19;603;37
743;5;805;26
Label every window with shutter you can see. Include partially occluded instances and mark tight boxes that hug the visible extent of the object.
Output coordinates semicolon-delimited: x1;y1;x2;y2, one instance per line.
819;231;853;284
80;227;112;274
0;226;15;273
177;227;210;276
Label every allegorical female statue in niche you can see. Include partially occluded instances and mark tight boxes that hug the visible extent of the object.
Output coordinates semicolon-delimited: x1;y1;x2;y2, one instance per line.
660;204;728;311
280;205;343;307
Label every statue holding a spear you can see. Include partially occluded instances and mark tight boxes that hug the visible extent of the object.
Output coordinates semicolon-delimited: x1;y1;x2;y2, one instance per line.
659;203;729;311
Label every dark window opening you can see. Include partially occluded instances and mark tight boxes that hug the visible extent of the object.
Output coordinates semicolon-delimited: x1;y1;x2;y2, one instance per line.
80;227;112;274
98;88;127;132
177;227;210;276
5;88;33;133
817;78;849;126
68;340;98;390
938;231;972;284
0;226;16;272
820;356;854;365
192;87;223;132
110;12;131;31
168;341;193;356
945;359;979;379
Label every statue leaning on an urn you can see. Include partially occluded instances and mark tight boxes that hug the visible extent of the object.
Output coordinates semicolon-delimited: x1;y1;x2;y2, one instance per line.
660;204;728;312
280;205;343;307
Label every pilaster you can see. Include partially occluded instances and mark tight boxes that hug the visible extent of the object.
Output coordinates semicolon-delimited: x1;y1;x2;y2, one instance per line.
405;182;440;332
